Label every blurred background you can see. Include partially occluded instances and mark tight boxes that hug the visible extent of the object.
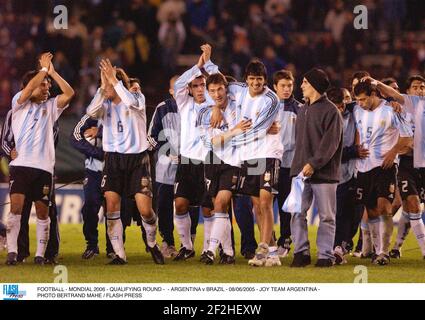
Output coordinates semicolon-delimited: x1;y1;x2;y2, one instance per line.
0;0;424;182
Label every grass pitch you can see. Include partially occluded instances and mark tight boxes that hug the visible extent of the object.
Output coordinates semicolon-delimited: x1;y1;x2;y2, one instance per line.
0;224;424;283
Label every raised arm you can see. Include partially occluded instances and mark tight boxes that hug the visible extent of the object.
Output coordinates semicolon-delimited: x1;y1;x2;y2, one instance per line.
48;59;75;109
15;52;52;107
361;76;405;105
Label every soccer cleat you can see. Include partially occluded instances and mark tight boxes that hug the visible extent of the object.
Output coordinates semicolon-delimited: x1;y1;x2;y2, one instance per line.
161;243;178;259
107;256;127;265
265;255;281;267
34;256;45;265
106;252;116;260
290;252;311;268
243;251;255;260
389;249;401;259
82;247;99;260
219;253;235;265
334;246;348;265
17;255;28;263
6;252;18;266
371;253;379;264
248;244;269;267
315;259;334;268
149;244;165;265
203;250;215;265
375;254;390;266
351;249;362;258
173;247;195;261
199;251;209;263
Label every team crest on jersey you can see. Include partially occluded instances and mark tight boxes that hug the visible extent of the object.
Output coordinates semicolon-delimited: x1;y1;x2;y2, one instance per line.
42;109;47;116
380;120;386;127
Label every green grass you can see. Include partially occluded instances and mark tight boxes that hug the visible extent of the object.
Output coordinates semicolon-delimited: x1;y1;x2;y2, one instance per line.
0;224;424;283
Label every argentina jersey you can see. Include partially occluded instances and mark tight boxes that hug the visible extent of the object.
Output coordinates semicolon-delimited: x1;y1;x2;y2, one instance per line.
402;94;425;168
87;81;149;154
10;91;66;174
197;98;240;167
229;83;281;161
353;101;413;173
174;61;218;161
279;101;299;168
102;101;148;153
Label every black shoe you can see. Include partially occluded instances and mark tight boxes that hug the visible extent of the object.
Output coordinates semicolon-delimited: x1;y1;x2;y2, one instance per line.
82;247;99;260
149;245;165;265
219;253;235;265
315;259;334;268
106;252;116;259
371;253;379;264
290;252;311;268
17;255;28;263
44;256;59;265
34;256;45;265
203;250;215;265
199;251;209;263
6;252;18;266
173;247;195;261
375;254;390;266
107;256;127;265
389;249;401;259
243;251;255;260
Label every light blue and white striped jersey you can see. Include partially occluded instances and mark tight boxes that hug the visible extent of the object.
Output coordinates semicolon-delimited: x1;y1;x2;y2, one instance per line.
228;83;282;161
402;94;425;168
278;97;301;168
10;91;67;174
86;81;149;154
353;100;413;173
174;60;217;161
198;97;240;167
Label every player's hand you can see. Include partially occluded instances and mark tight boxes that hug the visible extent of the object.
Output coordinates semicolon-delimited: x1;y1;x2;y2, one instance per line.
356;144;370;159
84;127;99;139
210;106;223;128
100;59;117;85
360;76;375;83
201;44;212;62
267;121;281;135
47;61;56;76
302;163;314;177
10;148;18;160
382;150;397;169
39;52;53;70
389;101;402;113
100;69;107;89
232;119;252;135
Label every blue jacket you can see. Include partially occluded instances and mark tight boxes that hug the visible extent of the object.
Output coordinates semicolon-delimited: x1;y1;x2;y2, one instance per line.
70;114;104;172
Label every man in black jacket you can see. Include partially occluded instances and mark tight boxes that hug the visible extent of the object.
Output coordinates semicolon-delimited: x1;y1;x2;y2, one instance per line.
290;68;343;268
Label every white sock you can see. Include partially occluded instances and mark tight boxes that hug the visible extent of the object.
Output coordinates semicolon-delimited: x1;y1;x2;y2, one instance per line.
174;212;192;250
222;216;234;256
361;222;373;256
35;217;50;258
106;211;126;260
6;213;21;254
208;213;228;256
203;215;213;253
393;211;411;250
409;212;425;257
379;215;393;256
142;213;158;248
368;218;381;254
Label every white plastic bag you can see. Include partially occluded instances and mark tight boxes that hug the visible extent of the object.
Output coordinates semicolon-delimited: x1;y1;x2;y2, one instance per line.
282;173;305;213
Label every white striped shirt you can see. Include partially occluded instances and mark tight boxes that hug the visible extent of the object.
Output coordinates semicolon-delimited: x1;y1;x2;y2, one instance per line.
402;94;425;168
10;91;67;174
86;81;149;154
353;101;413;173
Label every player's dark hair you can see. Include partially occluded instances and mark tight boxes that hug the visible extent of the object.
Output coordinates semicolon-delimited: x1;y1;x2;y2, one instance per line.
21;70;51;89
244;59;267;81
129;77;141;87
206;73;228;90
326;87;344;105
381;77;398;86
351;70;370;84
188;75;206;87
406;75;425;89
273;69;294;86
353;80;377;97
